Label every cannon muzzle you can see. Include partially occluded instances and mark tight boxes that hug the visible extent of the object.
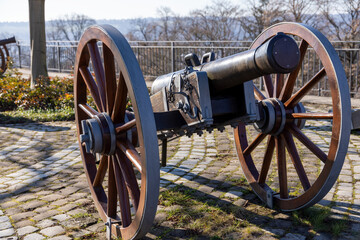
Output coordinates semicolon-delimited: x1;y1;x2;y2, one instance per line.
0;36;16;46
152;33;300;94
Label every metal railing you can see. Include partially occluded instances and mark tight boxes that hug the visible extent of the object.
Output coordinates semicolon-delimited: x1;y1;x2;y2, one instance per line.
6;40;360;96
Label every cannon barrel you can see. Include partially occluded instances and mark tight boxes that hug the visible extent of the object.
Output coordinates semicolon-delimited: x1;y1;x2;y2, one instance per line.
0;36;16;46
151;33;300;94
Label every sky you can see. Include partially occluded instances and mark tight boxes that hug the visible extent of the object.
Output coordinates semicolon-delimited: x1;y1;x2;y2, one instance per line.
0;0;243;22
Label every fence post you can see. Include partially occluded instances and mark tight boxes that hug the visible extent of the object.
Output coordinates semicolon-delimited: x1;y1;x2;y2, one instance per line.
171;41;175;72
57;41;61;72
17;41;22;68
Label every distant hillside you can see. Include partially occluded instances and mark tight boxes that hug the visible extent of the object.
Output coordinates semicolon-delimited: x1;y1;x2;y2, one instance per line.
0;19;135;41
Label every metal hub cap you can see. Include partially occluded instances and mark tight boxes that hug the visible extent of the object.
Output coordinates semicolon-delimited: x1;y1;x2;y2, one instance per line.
80;113;116;155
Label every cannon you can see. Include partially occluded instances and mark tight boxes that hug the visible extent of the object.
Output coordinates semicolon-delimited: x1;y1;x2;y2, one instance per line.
74;23;351;239
0;36;16;74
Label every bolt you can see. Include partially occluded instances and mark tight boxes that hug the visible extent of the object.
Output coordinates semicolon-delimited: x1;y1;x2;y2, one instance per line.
183;103;190;113
176;101;184;110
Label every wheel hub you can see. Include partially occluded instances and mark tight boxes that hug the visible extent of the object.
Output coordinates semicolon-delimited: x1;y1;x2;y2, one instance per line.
293;102;306;130
255;98;286;135
80;113;116;155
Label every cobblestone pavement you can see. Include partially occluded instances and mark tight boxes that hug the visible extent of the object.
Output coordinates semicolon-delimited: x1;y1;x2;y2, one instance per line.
1;103;360;239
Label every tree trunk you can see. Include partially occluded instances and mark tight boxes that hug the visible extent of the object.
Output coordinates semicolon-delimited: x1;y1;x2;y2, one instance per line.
29;0;48;88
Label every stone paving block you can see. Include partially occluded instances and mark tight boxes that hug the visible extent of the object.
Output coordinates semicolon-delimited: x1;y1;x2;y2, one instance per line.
40;226;65;237
67;192;87;201
32;210;60;222
0;228;15;238
14;220;35;228
5;207;22;215
34;205;56;214
17;226;39;236
58;203;77;212
23;233;45;240
70;229;92;238
40;194;65;202
52;214;70;222
67;209;87;216
50;199;69;207
16;193;37;202
0;201;18;209
58;186;79;196
48;236;72;240
22;200;46;211
11;211;36;222
224;191;243;199
36;219;56;229
0;221;12;230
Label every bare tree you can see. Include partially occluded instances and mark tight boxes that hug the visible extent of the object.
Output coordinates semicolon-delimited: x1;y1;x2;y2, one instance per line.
317;0;360;41
240;0;285;40
283;0;320;26
179;0;243;41
46;14;96;69
47;14;96;41
128;18;159;41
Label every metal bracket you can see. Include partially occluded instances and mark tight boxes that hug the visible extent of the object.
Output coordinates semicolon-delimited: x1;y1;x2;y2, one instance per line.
105;217;112;240
266;188;273;209
105;217;121;240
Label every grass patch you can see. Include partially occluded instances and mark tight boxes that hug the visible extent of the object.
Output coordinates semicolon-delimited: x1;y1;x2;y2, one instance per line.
158;185;249;238
0;108;74;123
292;205;348;236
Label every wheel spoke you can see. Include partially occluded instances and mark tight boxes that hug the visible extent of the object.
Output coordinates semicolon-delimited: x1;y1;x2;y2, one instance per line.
235;123;259;179
290;112;333;119
283;131;311;191
254;84;266;101
93;155;108;187
112;72;128;123
115;119;137;134
258;136;275;184
112;156;132;227
107;156;117;218
280;39;309;102
79;103;99;118
287;124;327;163
79;66;104;112
115;149;140;211
284;67;326;108
243;133;266;156
87;41;106;110
274;74;284;98
276;135;288;199
263;75;274;98
103;43;117;115
116;140;142;172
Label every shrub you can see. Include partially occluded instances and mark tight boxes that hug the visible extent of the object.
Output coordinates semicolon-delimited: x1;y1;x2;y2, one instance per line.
0;69;74;111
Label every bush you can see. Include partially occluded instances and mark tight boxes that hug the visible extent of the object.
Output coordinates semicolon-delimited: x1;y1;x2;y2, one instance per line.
0;69;74;111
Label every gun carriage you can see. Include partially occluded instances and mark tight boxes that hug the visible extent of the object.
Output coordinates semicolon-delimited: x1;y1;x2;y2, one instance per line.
74;23;351;239
0;36;16;74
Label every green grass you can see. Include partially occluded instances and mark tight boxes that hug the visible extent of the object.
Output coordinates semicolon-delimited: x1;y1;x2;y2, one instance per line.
0;108;74;123
292;205;348;236
157;185;249;239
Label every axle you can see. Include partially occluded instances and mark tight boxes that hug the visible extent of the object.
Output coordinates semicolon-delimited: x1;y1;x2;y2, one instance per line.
151;33;300;95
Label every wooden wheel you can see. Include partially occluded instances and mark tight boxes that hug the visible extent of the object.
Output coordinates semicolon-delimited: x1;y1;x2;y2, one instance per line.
234;23;351;211
0;46;5;74
74;25;159;239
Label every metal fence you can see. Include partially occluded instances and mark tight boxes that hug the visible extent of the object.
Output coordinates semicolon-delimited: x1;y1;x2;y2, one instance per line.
6;40;360;96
